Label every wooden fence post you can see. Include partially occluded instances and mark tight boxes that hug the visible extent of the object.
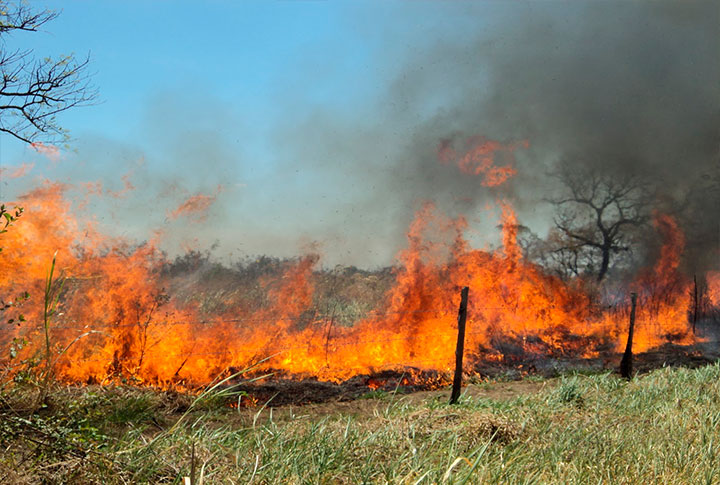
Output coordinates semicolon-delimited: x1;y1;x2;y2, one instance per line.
620;292;637;379
450;286;469;405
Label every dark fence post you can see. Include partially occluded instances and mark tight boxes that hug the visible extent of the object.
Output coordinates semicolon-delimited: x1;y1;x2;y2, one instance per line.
450;286;469;405
620;292;638;379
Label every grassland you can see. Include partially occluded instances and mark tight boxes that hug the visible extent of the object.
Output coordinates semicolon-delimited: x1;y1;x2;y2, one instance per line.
1;363;719;484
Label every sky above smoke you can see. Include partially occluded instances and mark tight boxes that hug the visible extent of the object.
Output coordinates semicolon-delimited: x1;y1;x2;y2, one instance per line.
1;0;718;268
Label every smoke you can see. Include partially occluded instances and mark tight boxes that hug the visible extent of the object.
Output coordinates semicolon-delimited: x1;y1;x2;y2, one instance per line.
275;0;719;269
30;142;61;163
3;89;246;256
5;1;717;271
0;162;33;179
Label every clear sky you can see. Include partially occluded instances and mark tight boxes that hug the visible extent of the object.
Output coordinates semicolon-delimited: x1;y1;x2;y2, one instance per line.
1;0;489;157
1;1;717;268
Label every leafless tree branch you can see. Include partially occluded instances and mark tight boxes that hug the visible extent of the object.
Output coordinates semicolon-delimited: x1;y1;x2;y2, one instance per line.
547;162;652;282
0;3;58;34
0;2;97;144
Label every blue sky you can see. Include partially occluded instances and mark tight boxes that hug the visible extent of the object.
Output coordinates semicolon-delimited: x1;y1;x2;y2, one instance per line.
2;1;488;156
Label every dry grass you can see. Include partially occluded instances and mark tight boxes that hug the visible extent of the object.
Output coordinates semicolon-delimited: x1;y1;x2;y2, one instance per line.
1;363;720;483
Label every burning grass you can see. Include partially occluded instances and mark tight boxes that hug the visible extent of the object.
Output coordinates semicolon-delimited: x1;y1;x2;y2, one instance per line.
1;183;712;390
1;363;720;483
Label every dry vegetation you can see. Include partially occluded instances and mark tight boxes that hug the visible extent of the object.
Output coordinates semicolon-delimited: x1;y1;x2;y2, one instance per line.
163;252;396;326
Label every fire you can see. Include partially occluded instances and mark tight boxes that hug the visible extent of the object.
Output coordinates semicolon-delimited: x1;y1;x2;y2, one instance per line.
0;162;34;179
167;186;222;222
0;178;705;389
708;271;720;307
108;173;136;199
437;136;528;186
625;214;695;352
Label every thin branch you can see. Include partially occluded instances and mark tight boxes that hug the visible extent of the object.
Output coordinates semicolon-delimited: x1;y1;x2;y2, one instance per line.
0;5;97;144
547;162;652;281
0;3;59;34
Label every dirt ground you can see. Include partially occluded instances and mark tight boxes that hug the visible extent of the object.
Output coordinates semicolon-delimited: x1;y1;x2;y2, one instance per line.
229;341;718;419
234;378;554;423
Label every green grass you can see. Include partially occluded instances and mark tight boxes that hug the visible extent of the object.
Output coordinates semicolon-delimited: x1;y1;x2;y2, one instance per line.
2;363;720;483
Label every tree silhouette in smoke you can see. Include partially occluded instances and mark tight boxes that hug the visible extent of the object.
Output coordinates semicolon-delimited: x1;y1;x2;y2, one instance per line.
548;163;652;282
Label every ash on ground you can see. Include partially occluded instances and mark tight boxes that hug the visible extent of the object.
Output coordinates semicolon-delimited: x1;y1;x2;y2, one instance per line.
226;329;719;407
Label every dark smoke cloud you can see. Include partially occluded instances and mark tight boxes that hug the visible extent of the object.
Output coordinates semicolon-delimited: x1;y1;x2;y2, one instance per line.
277;0;719;269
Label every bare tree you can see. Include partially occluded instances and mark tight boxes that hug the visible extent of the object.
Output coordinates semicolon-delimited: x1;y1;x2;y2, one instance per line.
548;163;652;282
0;2;96;144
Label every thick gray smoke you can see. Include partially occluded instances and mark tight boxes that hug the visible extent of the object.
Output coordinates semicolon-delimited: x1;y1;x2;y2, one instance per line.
399;2;718;180
277;0;719;270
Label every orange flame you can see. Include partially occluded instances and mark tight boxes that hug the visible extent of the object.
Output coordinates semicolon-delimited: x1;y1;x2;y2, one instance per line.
707;271;720;307
167;186;222;222
0;162;34;179
625;214;694;352
108;173;136;199
438;136;528;186
0;182;701;388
